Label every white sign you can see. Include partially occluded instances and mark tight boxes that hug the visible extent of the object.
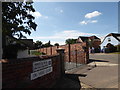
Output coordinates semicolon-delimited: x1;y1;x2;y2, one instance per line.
31;67;53;80
31;59;53;80
33;59;52;72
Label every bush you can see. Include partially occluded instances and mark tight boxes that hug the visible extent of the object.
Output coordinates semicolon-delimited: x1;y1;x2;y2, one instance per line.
94;48;101;53
105;43;116;53
115;44;120;52
30;50;46;55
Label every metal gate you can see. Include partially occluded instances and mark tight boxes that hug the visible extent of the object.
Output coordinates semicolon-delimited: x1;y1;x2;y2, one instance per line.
64;49;86;71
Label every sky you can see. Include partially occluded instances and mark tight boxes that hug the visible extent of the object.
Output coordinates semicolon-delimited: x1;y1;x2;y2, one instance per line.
26;2;118;45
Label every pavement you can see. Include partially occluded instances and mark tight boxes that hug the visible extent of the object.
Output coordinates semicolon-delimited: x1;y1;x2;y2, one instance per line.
53;53;119;89
66;53;119;89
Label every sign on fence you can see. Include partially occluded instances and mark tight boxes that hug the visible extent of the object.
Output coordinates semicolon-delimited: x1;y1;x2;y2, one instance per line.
33;59;52;72
31;59;52;80
31;67;52;80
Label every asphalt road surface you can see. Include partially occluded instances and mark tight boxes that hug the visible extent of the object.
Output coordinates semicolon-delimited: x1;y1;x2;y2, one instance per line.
79;53;119;88
66;53;119;88
54;53;119;89
89;53;119;64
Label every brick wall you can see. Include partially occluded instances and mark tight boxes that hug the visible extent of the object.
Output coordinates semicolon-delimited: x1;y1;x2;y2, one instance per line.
2;55;62;88
38;42;89;64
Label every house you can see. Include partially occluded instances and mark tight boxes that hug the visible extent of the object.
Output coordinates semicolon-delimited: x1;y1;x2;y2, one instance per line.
100;33;120;52
89;36;101;50
5;36;34;50
76;35;101;53
19;39;34;50
76;36;89;43
3;36;34;59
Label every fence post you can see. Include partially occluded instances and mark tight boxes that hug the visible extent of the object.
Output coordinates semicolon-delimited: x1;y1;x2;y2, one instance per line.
50;46;52;55
46;48;47;55
68;44;71;62
75;50;77;67
56;48;65;76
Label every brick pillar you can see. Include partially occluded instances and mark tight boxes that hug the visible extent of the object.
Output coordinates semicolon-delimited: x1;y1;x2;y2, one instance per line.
56;48;65;76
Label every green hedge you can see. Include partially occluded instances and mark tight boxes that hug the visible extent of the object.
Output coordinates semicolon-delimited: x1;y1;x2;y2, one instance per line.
30;50;46;55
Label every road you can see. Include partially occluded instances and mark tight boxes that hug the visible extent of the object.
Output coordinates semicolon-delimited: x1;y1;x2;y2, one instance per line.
66;53;119;88
89;53;118;64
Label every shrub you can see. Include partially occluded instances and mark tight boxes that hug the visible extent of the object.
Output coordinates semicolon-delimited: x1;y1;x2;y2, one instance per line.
115;44;120;52
105;43;116;53
30;50;46;55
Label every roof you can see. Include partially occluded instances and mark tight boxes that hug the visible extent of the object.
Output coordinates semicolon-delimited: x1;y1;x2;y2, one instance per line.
101;33;120;44
78;36;89;42
89;35;101;40
6;36;33;49
106;33;120;37
78;35;101;42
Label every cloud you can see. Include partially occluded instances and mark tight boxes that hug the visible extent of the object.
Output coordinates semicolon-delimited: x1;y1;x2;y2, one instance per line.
50;41;65;45
90;20;98;23
30;11;48;19
85;11;102;19
30;30;98;45
30;11;42;18
79;20;98;25
80;21;88;25
44;16;48;19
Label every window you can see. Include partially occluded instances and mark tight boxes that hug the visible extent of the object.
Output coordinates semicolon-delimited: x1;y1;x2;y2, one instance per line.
108;38;111;42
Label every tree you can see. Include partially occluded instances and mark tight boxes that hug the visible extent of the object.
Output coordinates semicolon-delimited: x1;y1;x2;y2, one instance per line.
43;41;53;48
34;40;43;49
65;39;76;44
2;1;37;39
2;1;37;59
54;43;59;46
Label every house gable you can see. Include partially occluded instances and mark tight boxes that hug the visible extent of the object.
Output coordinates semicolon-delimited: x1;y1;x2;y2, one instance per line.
76;38;84;43
101;36;119;49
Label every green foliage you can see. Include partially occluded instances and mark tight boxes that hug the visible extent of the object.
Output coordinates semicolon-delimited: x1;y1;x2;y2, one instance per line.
2;1;37;39
105;43;116;53
65;39;76;44
115;44;120;52
2;1;37;59
54;43;59;46
42;40;53;48
31;50;45;55
34;40;43;49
